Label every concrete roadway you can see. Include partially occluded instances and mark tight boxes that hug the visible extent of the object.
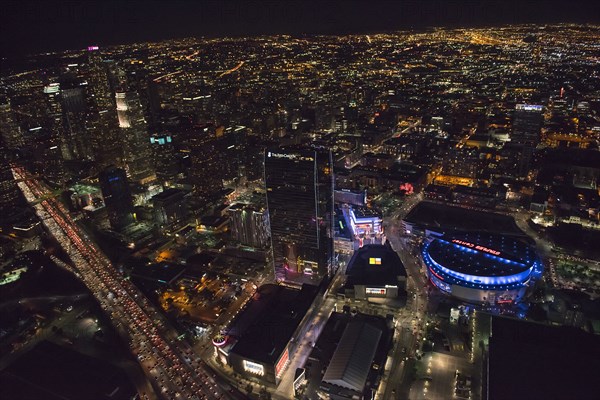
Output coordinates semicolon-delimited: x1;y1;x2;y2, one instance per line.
378;193;433;400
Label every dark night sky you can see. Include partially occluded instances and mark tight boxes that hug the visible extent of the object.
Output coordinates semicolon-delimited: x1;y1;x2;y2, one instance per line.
2;0;599;56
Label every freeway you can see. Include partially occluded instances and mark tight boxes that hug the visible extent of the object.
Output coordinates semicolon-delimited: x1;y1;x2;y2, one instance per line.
13;166;227;400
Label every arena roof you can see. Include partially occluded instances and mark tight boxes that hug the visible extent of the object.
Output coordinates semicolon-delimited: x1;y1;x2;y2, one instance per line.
426;233;536;278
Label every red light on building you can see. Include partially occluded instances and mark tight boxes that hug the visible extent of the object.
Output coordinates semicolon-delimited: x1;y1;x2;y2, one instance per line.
212;334;228;347
429;267;445;281
399;182;414;194
451;239;501;256
275;347;290;377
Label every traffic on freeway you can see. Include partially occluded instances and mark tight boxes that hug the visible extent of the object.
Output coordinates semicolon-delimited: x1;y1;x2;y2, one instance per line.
13;165;227;400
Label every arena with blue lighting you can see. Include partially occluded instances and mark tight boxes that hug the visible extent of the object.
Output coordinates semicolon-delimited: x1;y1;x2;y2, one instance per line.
422;232;543;304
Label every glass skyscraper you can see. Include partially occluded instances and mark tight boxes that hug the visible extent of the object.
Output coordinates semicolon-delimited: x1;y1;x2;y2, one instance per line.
265;147;334;284
99;165;134;230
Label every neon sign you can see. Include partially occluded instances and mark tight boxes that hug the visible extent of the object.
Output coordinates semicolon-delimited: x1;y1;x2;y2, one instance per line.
212;334;228;347
451;239;501;256
275;348;289;377
429;267;445;281
243;360;265;376
267;152;314;162
366;288;386;295
516;104;543;112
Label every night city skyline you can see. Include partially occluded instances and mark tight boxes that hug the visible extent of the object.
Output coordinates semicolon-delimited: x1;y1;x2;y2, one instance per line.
3;0;600;56
1;3;600;400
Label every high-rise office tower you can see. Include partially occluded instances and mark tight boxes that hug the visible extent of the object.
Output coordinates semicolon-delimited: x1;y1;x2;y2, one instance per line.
99;166;134;230
0;98;24;150
115;91;155;184
149;133;179;186
512;104;544;177
86;47;122;169
0;150;20;212
512;104;543;146
188;124;224;198
265;147;334;284
42;83;71;161
152;188;188;233
61;85;93;160
228;203;270;249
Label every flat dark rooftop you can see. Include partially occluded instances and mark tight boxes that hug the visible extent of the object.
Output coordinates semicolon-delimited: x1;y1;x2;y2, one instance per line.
488;316;600;400
453;185;499;198
403;201;525;236
131;262;186;285
425;184;453;195
345;244;406;287
543;148;600;170
0;340;136;400
152;187;185;201
228;283;319;365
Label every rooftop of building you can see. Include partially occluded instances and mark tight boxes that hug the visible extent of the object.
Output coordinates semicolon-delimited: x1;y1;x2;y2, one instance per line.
151;188;185;201
425;184;453;195
403;201;526;237
345;243;406;287
130;262;186;285
69;183;101;195
425;233;537;277
313;312;393;399
322;318;382;393
228;202;264;212
543;148;600;170
350;206;381;219
199;215;228;227
384;162;428;182
228;283;319;365
452;185;500;198
488;315;600;400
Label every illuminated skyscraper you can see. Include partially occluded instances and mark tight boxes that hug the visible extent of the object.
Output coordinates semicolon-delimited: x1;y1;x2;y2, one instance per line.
99;165;134;230
0;98;24;149
42;83;70;161
0;150;20;211
86;47;122;169
115;91;155;184
149;133;179;186
512;104;544;176
265;147;334;284
229;203;270;249
512;104;543;146
61;85;93;160
188;124;224;198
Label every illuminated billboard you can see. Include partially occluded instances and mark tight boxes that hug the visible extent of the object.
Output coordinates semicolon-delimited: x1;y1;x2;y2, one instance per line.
243;360;265;376
369;257;382;265
516;104;543;112
451;239;501;256
366;288;386;295
275;348;290;377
